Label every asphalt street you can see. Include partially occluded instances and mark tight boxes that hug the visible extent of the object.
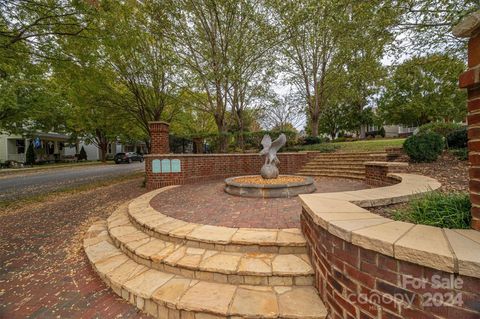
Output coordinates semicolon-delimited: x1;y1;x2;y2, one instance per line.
0;162;144;201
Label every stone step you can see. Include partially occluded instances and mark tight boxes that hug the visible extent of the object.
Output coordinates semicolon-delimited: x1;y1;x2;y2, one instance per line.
128;190;307;254
84;221;328;319
298;168;365;175
315;153;387;159
315;151;387;157
301;164;365;170
308;156;385;163
108;206;314;286
297;171;365;180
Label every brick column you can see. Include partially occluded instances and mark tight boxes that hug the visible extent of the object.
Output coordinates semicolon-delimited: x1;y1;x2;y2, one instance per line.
149;121;170;154
454;11;480;230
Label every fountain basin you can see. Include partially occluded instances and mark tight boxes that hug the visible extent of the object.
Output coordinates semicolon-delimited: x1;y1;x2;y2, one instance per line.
224;175;316;198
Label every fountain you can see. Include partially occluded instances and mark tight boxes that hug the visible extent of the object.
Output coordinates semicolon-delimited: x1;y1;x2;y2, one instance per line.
224;134;316;198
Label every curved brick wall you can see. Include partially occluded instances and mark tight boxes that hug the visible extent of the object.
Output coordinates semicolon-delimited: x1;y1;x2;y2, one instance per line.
145;152;318;189
300;211;480;319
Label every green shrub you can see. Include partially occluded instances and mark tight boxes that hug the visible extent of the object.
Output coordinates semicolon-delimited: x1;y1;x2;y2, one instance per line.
418;122;463;139
446;127;467;149
304;136;323;145
403;132;444;162
78;146;88;161
393;192;471;229
26;142;35;165
450;148;468;161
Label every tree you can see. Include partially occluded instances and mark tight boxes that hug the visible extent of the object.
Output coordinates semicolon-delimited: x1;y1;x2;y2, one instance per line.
270;0;397;137
393;0;479;58
26;142;35;165
378;54;467;126
170;0;278;152
0;0;92;134
98;1;179;151
260;92;305;131
79;146;87;161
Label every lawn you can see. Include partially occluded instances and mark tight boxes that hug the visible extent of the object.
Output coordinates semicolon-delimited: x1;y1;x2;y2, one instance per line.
292;138;406;153
332;138;406;152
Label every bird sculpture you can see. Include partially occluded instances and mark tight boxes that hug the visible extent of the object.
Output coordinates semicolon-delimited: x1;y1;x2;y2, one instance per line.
259;133;287;179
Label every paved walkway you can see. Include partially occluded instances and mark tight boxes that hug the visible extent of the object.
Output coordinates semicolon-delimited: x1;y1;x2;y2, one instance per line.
150;177;370;228
0;178;151;319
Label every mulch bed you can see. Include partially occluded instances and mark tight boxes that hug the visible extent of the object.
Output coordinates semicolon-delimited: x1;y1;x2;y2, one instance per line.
371;152;468;219
0;178;151;319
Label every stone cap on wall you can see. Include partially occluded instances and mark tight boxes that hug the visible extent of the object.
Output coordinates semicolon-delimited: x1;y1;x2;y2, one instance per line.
144;152;317;158
453;10;480;37
148;121;170;126
300;174;480;278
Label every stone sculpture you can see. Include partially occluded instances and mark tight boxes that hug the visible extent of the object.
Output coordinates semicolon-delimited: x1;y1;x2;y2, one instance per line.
259;133;287;179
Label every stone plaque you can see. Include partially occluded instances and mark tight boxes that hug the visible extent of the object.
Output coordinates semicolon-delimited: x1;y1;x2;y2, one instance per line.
171;159;181;173
161;159;171;173
152;159;161;173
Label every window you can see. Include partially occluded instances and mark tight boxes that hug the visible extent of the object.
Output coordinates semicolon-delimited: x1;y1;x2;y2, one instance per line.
16;140;25;154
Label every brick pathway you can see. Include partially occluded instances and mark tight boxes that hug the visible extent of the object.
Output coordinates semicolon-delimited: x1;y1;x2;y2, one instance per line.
0;178;151;319
150;177;370;229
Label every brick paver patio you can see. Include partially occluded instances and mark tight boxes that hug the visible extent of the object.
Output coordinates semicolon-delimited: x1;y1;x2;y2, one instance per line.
150;177;370;228
0;179;151;319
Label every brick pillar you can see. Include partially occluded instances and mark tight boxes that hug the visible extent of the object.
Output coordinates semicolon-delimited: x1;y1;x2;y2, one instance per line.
149;121;170;154
454;11;480;230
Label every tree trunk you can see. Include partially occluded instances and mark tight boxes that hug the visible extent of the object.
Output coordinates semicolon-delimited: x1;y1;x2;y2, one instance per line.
310;113;320;138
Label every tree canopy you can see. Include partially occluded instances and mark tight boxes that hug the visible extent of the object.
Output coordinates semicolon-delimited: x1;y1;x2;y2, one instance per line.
378;54;467;126
0;0;474;155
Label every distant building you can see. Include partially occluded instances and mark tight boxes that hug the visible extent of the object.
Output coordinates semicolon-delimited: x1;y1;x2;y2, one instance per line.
0;132;147;163
383;125;417;138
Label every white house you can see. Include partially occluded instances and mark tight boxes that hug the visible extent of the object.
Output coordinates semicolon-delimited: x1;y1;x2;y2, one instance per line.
0;132;70;163
0;132;148;164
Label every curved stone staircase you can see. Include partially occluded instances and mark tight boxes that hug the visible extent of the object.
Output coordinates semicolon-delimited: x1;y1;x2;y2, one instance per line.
297;152;388;179
84;188;328;318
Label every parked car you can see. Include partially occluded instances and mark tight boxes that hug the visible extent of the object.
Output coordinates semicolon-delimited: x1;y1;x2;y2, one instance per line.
114;152;144;164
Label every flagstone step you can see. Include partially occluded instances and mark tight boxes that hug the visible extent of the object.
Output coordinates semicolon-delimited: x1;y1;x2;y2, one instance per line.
84;221;328;319
307;157;385;163
302;164;365;169
127;189;307;254
297;171;365;180
298;168;365;175
108;206;314;286
310;154;386;160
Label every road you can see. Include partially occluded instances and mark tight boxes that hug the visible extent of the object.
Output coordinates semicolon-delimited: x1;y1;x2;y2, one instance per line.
0;162;144;201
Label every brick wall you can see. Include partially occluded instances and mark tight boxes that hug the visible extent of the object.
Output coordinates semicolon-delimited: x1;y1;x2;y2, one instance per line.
149;121;170;154
364;162;407;187
455;11;480;230
301;210;480;319
145;152;317;189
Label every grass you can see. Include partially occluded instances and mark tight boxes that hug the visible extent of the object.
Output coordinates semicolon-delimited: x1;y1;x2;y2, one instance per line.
392;191;471;229
290;138;406;153
332;138;405;152
0;172;144;212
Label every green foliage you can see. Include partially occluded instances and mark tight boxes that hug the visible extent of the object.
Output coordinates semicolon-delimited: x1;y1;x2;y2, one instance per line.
304;136;323;145
403;133;444;162
25;143;35;165
379;54;467;126
418;122;463;139
78;146;87;161
446;127;467;149
393;192;471;229
450;148;468;161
